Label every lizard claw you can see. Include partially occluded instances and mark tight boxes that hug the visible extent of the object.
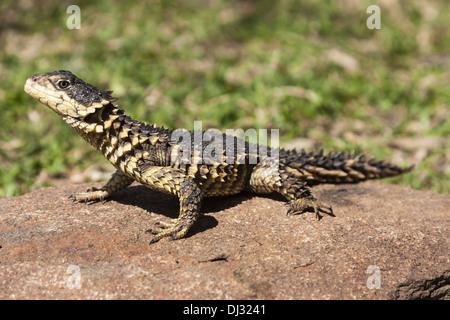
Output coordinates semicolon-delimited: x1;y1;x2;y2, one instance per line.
286;197;335;219
68;193;78;203
146;218;192;244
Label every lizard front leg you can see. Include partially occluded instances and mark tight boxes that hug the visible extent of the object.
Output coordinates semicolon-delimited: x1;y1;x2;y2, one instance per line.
69;169;134;202
138;166;203;244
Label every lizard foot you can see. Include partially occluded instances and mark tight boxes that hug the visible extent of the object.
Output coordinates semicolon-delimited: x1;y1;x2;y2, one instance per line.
286;197;335;220
68;187;108;203
146;218;192;244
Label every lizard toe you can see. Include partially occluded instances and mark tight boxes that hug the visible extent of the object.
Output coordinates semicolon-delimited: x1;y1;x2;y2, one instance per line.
147;219;192;244
287;197;335;219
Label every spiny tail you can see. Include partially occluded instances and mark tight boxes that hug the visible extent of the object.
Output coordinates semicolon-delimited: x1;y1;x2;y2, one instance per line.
280;149;413;184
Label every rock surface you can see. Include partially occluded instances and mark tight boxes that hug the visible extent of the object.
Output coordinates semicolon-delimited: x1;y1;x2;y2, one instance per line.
0;181;448;300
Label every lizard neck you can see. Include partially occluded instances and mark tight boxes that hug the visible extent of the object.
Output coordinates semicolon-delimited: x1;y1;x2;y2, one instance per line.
64;104;173;170
63;103;119;151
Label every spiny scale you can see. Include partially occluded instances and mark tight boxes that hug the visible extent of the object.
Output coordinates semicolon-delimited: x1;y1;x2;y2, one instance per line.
24;70;413;244
280;149;413;184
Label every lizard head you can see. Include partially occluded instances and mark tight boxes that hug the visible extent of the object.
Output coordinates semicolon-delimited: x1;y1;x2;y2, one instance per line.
24;70;118;119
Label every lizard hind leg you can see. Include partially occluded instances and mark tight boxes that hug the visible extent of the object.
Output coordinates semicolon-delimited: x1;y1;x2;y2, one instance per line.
247;164;334;219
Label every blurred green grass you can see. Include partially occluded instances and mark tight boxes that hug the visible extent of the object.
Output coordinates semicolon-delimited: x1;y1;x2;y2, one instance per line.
0;0;449;197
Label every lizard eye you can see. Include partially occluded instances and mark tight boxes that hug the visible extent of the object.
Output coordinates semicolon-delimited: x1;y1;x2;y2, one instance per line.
56;79;71;89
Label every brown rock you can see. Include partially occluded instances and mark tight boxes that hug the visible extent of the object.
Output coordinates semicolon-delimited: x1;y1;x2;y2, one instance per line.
0;181;448;299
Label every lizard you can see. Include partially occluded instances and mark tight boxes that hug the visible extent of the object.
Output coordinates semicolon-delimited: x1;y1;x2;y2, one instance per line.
24;70;413;244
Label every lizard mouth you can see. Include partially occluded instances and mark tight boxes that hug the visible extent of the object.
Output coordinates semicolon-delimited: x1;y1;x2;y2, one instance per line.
24;73;47;96
24;77;42;100
24;76;65;111
25;74;85;120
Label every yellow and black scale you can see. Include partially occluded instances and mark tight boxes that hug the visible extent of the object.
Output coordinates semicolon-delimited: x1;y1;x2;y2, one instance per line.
25;70;413;244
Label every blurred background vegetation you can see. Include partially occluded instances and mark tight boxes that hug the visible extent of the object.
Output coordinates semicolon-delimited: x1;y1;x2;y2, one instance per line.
0;0;449;197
